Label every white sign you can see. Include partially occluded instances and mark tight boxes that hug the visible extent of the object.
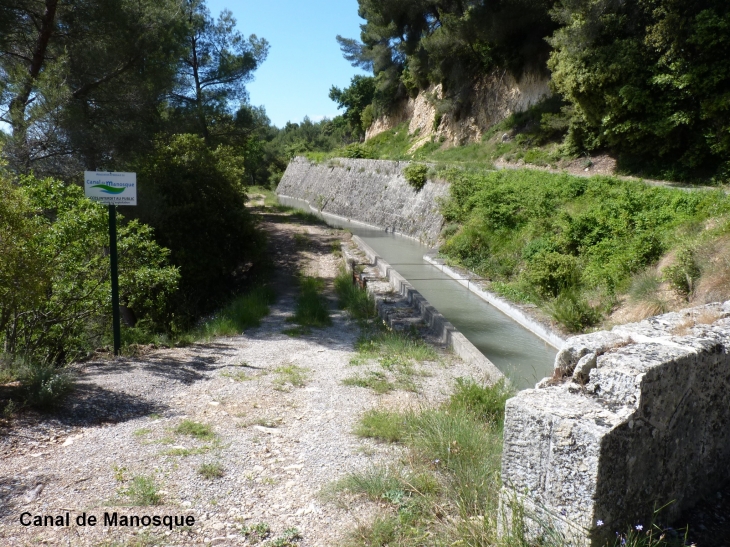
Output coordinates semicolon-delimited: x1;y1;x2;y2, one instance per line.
84;171;137;206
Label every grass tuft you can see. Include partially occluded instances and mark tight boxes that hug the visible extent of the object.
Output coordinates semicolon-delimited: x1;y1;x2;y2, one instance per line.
334;267;377;320
354;409;408;442
198;462;224;479
290;277;331;328
122;475;162;506
200;286;276;338
174;420;215;440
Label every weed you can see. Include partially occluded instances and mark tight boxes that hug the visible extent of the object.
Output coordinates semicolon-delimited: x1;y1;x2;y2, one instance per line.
133;428;152;437
290;276;331;328
164;446;211;457
342;371;398;394
293;233;308;247
273;364;310;391
334;267;377;320
174;420;215;441
354;409;408;442
199;286;276;337
113;465;128;482
241;522;271;543
548;289;602;333
122;475;162;506
268;527;302;546
445;378;513;425
198;462;225;479
17;361;73;410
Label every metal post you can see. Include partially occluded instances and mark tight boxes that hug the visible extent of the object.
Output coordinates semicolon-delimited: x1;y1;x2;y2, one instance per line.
109;205;121;356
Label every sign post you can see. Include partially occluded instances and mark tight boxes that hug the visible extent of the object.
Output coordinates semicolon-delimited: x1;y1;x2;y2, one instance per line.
84;171;137;356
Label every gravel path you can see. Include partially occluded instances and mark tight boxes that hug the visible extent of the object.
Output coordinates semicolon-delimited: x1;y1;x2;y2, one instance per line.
0;210;482;547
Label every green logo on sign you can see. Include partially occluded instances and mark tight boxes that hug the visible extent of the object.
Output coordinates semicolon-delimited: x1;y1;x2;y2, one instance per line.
91;184;126;195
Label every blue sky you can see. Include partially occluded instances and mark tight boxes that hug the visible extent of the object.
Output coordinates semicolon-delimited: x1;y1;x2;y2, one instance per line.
206;0;370;128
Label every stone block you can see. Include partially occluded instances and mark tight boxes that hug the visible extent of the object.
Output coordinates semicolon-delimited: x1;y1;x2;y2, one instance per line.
500;302;730;545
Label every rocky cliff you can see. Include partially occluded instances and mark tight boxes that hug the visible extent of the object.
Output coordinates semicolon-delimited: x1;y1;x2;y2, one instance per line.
366;68;551;148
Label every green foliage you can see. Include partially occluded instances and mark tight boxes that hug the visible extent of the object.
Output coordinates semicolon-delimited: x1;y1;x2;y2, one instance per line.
241;522;271;543
547;289;602;333
345;0;556;115
329;75;376;139
663;248;701;297
273;364;310;391
445;378;513;426
175;420;215;440
438;167;730;330
17;361;74;411
198;462;225;479
354;409;408;442
403;163;429;191
122;475;162;506
334;267;377;320
199;286;275;338
290;277;331;328
549;0;730;179
133;134;264;324
0;172;178;364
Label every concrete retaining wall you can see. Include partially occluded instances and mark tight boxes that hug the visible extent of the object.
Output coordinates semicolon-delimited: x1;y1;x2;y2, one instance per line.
500;302;730;545
277;157;448;246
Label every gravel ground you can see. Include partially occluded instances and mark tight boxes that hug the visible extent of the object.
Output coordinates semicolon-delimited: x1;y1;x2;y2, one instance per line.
0;210;484;547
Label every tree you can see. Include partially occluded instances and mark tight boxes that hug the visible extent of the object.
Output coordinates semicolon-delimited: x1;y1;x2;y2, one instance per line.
172;0;269;143
329;75;376;139
0;0;185;173
548;0;730;178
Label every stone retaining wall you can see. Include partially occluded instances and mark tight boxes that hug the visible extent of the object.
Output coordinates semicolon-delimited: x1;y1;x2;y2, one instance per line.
500;302;730;545
277;157;447;246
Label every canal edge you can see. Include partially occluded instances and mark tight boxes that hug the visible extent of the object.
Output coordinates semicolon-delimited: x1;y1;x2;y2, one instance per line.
423;255;565;350
349;235;505;385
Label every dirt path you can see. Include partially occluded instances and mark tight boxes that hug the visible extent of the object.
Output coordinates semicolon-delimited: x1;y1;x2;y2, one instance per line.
0;209;477;547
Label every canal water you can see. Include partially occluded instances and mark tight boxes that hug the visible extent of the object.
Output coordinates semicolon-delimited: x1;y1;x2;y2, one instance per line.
278;196;557;389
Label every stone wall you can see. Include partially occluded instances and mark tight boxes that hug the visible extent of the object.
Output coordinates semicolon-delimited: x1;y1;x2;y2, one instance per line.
500;302;730;545
276;157;447;246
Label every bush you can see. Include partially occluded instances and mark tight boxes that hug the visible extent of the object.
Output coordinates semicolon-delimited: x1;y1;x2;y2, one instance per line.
133;134;265;324
524;251;580;298
18;361;73;410
403;163;429;190
0;173;178;364
548;289;602;333
663;248;701;297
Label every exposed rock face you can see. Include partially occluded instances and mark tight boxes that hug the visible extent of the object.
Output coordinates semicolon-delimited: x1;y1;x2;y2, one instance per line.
500;302;730;546
276;157;447;246
365;69;551;146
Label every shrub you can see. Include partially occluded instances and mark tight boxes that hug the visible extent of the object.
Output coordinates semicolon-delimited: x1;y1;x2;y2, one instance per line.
663;248;701;298
133;134;265;324
0;174;179;364
548;289;602;333
525;251;580;298
403;163;429;190
18;361;73;410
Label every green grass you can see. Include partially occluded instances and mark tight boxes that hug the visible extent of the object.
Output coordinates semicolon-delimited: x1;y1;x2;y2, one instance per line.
334;267;377;321
122;475;162;506
289;276;331;328
342;371;403;394
174;420;216;440
199;285;276;338
198;462;225;479
354;409;409;442
273;364;310;391
335;379;509;546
